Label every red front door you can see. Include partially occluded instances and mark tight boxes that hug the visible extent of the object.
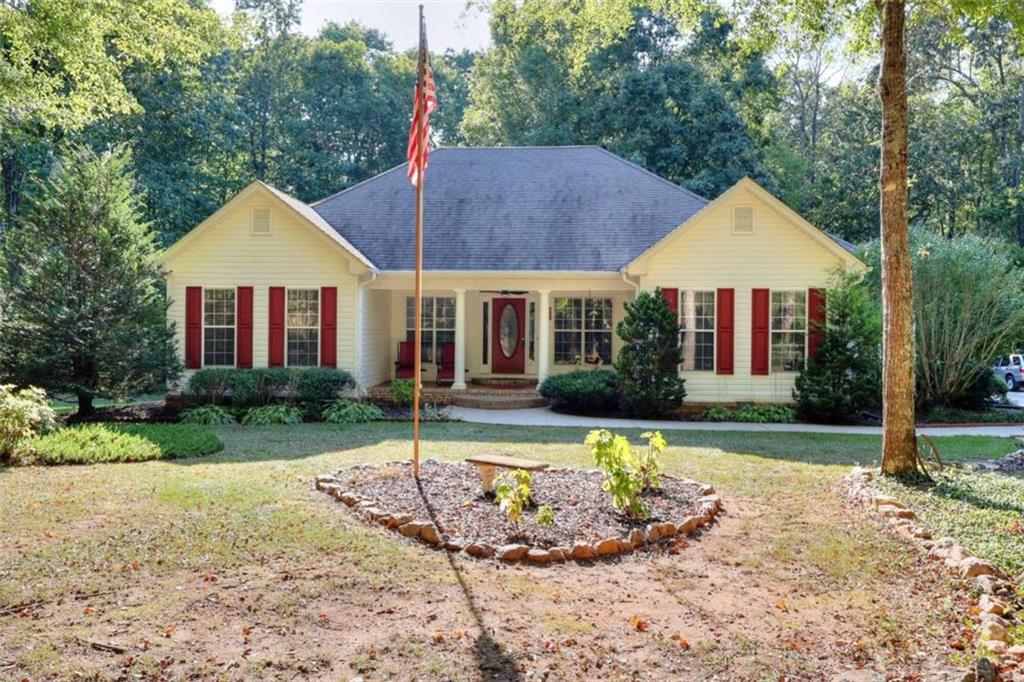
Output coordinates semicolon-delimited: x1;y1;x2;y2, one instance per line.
491;297;526;374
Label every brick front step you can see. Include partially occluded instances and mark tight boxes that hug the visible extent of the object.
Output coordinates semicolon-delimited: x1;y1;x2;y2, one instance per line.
366;381;548;410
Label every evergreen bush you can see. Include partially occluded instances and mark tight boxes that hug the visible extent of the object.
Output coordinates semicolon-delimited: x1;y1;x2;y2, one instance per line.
614;289;685;417
538;369;619;414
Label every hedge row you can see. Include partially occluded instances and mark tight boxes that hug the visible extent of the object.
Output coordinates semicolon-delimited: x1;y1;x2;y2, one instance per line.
187;367;354;407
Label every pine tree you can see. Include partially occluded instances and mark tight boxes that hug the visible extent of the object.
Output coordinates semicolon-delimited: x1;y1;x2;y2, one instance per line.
614;289;686;418
0;145;178;415
793;274;882;424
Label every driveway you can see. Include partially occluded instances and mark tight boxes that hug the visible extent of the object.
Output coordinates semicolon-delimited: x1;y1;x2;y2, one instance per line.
449;405;1024;437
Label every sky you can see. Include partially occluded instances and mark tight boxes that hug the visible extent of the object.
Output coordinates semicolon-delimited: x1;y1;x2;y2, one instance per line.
209;0;493;51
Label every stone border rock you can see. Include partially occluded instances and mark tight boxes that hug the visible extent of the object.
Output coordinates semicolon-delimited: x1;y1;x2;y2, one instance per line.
843;467;1024;674
314;468;722;565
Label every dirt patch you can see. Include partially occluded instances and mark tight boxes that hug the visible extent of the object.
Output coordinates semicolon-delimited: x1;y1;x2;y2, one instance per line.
333;460;705;549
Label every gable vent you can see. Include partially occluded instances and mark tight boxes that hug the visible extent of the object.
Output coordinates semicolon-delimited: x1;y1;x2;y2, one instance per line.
733;206;754;234
251;208;271;235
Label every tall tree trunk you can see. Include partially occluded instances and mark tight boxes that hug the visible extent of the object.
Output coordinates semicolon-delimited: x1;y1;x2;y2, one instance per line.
76;392;94;418
878;0;917;475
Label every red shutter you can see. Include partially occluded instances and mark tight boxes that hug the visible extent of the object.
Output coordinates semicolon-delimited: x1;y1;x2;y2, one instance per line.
751;288;770;375
185;287;202;369
808;288;826;360
660;287;679;314
320;287;337;367
716;288;734;375
268;287;285;367
236;286;253;368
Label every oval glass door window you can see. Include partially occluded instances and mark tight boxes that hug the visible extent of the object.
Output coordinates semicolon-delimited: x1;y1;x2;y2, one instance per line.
499;304;519;358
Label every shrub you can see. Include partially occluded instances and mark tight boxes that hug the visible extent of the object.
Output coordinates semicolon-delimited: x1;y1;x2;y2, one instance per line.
614;290;686;417
701;406;732;422
26;423;221;465
186;369;232;405
225;368;293;407
0;385;58;460
420;403;449;422
322;399;385;424
180;404;237;425
389;379;414;407
585;429;650;520
732;404;796;423
793;271;882;424
536;505;555;527
494;469;532;526
862;229;1024;409
296;368;354;406
538;370;618;414
241;404;303;425
114;424;223;458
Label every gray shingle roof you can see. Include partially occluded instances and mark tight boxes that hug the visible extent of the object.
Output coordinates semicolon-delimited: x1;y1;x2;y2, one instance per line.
312;146;710;271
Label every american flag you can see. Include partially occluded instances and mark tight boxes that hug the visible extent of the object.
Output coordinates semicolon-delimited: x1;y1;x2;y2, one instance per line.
406;12;437;187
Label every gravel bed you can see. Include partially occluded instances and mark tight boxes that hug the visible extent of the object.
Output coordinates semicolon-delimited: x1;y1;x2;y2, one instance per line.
332;460;704;548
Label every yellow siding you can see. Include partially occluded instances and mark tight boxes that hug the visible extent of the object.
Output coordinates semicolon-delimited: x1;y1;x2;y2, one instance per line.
165;189;361;382
357;287;392;388
631;186;850;403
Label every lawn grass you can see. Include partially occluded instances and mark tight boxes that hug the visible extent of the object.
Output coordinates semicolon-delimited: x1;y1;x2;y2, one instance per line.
0;423;1017;679
876;468;1024;577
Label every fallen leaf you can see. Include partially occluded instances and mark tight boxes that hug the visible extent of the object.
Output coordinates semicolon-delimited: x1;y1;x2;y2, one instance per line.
163;625;175;638
776;599;788;612
629;615;649;632
432;631;444;644
675;635;690;650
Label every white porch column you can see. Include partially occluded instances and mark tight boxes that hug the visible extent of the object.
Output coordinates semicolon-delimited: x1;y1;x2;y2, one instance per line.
453;288;467;390
537;289;551;389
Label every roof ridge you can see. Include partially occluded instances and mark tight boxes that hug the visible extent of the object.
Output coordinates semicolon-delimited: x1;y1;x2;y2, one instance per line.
590;146;710;205
432;144;603;151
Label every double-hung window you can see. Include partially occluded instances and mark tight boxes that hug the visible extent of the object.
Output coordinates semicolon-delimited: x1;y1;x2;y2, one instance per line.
770;290;807;372
554;298;612;364
406;296;455;364
680;290;715;371
203;288;235;367
287;289;319;367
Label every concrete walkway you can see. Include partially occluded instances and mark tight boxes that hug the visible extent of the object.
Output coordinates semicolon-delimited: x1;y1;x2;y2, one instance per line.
448;405;1024;437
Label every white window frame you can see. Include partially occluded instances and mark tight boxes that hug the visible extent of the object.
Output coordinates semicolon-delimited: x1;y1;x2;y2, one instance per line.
406;296;455;365
553;297;613;365
286;288;320;367
250;207;271;236
679;290;715;372
202;287;236;368
770;289;808;373
732;206;755;235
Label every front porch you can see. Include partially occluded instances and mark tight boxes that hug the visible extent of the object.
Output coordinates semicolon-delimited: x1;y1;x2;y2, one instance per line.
359;272;636;396
366;379;549;410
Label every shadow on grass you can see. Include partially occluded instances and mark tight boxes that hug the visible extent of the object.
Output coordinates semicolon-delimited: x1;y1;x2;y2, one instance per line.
415;477;522;681
153;422;1016;470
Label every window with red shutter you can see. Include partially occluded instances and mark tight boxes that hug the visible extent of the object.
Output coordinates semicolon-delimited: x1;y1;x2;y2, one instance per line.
808;288;826;360
185;287;202;369
268;287;285;367
320;287;337;367
236;287;253;368
716;288;734;374
751;288;770;375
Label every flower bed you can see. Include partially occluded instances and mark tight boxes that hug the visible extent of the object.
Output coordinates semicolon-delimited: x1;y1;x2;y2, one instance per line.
316;460;722;564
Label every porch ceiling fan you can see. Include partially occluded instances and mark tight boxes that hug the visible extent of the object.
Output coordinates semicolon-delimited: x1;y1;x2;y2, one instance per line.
481;289;529;295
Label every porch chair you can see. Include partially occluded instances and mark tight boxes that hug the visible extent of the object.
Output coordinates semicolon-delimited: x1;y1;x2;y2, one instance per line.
436;342;456;385
395;341;416;379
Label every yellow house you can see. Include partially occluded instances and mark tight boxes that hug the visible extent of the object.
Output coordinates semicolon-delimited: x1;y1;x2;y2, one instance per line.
162;146;863;404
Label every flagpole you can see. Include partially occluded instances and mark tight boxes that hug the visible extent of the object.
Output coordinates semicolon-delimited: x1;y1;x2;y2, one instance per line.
412;4;425;479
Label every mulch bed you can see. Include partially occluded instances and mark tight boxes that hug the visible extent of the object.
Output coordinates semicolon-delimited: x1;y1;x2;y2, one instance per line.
331;460;704;549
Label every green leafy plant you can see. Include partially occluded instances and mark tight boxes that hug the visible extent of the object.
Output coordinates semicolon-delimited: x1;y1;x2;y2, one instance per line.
0;384;59;461
420;403;449;422
701;406;732;422
321;399;385;424
296;368;355;406
584;429;649;520
536;504;555;527
494;468;532;526
180;404;237;425
241;404;303;425
24;423;221;465
733;404;796;424
538;369;619;414
637;431;665;490
388;379;414;407
793;271;882;424
614;290;686;417
186;368;233;405
225;368;294;407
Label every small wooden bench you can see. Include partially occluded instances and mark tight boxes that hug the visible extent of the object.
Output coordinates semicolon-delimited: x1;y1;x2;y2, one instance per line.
465;455;549;494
